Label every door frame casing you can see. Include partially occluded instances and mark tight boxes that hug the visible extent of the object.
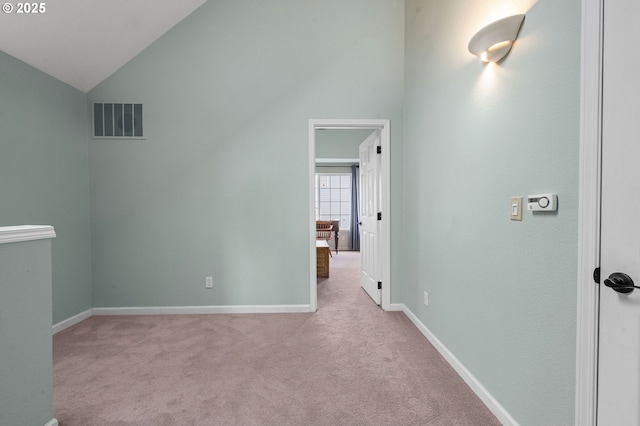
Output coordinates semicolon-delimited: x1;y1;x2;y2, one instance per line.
308;119;391;312
575;0;603;424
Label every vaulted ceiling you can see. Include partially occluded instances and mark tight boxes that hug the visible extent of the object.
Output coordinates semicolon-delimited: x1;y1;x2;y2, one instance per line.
0;0;207;92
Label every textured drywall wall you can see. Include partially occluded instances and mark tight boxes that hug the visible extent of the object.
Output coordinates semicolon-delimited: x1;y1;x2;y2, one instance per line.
0;51;92;324
88;0;404;308
403;0;580;424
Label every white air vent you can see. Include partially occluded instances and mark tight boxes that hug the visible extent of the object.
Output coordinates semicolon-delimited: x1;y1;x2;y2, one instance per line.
93;103;143;138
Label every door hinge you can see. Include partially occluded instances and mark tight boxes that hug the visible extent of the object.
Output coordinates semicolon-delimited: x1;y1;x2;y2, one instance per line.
377;212;382;220
378;281;382;290
593;267;600;284
377;146;382;154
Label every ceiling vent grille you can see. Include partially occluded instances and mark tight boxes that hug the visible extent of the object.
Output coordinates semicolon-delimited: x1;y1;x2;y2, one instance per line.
93;103;143;138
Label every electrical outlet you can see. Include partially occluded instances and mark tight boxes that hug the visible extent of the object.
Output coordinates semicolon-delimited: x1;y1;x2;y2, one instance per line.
205;276;213;289
423;291;429;307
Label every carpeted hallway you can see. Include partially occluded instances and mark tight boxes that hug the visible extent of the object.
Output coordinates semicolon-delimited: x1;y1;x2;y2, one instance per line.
53;251;500;425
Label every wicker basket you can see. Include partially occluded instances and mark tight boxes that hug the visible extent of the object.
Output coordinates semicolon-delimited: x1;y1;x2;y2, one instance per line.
316;240;330;278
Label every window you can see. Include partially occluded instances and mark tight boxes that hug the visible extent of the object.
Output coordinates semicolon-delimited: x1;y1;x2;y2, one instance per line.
315;173;351;231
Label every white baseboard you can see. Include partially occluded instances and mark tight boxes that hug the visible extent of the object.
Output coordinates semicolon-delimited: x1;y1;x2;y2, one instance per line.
44;418;58;426
53;305;313;333
92;304;313;316
52;308;93;334
387;303;404;312
52;305;312;333
400;304;518;426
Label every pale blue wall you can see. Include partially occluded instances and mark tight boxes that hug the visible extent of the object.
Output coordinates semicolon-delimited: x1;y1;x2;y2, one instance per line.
316;129;373;159
0;239;54;425
0;51;92;324
88;0;404;308
403;1;580;424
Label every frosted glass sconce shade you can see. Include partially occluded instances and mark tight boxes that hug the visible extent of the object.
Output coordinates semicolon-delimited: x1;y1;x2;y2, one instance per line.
468;14;525;63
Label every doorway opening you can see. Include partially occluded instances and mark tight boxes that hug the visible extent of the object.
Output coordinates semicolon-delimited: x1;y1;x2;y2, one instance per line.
308;119;391;312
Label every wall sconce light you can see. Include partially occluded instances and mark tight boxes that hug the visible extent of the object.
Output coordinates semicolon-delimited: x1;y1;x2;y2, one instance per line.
468;14;525;63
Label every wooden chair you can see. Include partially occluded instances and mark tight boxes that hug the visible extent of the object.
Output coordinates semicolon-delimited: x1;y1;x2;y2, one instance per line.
331;220;340;254
316;221;334;257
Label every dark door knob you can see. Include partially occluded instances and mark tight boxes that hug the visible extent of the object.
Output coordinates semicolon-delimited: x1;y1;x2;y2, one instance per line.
604;272;640;294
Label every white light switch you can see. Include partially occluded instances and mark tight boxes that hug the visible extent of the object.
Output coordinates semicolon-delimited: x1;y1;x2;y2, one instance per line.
510;196;523;221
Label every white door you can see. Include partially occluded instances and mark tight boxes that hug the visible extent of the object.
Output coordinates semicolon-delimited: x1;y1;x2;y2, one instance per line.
598;0;640;423
359;131;381;305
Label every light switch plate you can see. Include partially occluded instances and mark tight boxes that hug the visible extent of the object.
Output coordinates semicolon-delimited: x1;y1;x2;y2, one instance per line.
510;196;523;221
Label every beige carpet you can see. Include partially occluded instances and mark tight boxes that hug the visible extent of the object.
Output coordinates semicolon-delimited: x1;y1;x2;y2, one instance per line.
53;252;500;425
